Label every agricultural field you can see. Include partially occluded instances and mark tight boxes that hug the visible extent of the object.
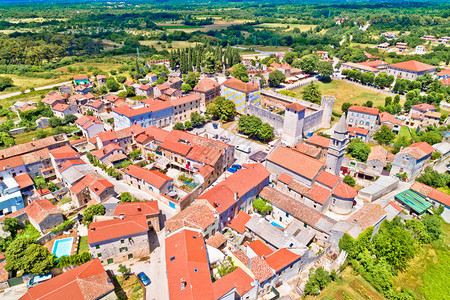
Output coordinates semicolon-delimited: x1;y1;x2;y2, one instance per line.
0;74;71;95
140;40;201;51
292;80;394;113
305;267;384;300
255;23;317;32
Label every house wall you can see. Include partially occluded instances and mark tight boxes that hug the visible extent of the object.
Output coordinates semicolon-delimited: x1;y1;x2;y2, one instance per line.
347;111;378;130
272;257;304;286
387;66;435;80
265;160;318;188
33;213;64;233
82;123;104;139
391;153;430;179
88;231;150;265
0;165;27;180
124;172;172;199
172;99;201;123
247;104;284;135
365;159;385;175
330;195;354;215
221;86;247;114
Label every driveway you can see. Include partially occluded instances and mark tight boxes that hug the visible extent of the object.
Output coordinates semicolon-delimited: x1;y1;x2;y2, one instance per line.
105;231;168;300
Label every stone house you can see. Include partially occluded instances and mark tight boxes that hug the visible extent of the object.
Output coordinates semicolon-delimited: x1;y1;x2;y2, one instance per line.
390;142;434;179
114;201;160;232
96;75;107;86
170;94;201;123
88;215;150;265
75;116;105;139
366;145;390;175
51;103;78;118
123;165;173;197
346;105;379;130
135;85;153;98
84;100;106;116
153;84;169;98
25;199;63;233
193;77;220;108
92;143;127;166
69;173;115;206
163;77;182;90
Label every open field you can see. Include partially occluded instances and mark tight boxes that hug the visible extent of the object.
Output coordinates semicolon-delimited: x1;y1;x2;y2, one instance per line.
0;74;71;95
255;23;317;32
350;43;377;49
140;40;201;51
7;18;67;23
399;126;411;137
292;80;391;113
393;221;450;299
305;267;384;300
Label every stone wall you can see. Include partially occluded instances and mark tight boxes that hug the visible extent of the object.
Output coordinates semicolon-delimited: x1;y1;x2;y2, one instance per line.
247;104;284;135
303;109;323;135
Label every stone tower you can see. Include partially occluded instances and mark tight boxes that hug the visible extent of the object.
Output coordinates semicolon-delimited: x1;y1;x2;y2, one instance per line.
281;102;306;147
320;95;335;128
326;114;348;175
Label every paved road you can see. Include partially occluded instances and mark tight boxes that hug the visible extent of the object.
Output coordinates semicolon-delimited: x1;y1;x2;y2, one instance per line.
433;156;450;173
0;81;72;100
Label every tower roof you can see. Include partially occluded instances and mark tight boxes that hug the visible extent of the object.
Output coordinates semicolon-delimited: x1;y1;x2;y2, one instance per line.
335;114;347;134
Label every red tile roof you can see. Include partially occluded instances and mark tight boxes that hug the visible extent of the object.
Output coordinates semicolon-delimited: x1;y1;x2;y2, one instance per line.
347;126;369;136
88;100;103;109
316;171;341;189
437;69;450;77
114;201;159;217
212;267;255;298
166;229;214;300
25;199;61;224
19;259;114;300
91;143;123;160
246;240;273;258
285;102;306;112
0;156;24;171
379;112;402;126
288;181;331;204
265;248;301;272
73;75;89;80
410;182;450;207
333;182;358;199
14;173;34;189
170;94;201;106
113;100;172;117
412;103;436;112
69;173;113;196
125;165;172;189
267;147;325;180
159;140;192;156
232;250;274;282
165;201;217;234
206;232;226;248
294;143;321;158
140;84;151;91
194;78;219;92
144;126;170;142
221;77;259;93
156;84;169;91
0;259;7;282
389;60;436;72
76;115;99;126
367;145;388;164
58;158;86;173
348;105;379;115
401;142;434;159
346;203;387;231
49;145;80;159
198;164;270;214
278;173;293;184
52;103;71;112
304;134;330;149
88;215;148;244
228;210;251;234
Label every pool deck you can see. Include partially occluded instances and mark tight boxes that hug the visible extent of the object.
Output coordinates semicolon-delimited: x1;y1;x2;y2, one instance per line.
44;231;78;256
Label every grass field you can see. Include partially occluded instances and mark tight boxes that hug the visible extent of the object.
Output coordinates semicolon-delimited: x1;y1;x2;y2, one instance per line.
255;23;317;32
78;236;89;254
393;221;450;299
141;40;201;51
350;43;377;49
292;80;390;113
305;267;384;300
0;74;71;95
399;126;411;137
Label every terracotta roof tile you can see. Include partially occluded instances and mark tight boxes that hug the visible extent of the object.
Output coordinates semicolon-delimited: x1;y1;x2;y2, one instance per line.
14;173;34;189
379;112;402;126
294;143;321;158
333;182;358;199
125;165;172;189
194;78;219;92
232;250;274;282
285;102;306;112
316;171;341;189
73;75;89;80
412;103;436;112
304;134;330;149
367;145;388;164
170;94;200;106
88;215;148;244
212;267;254;298
114;201;159;217
278;173;293;184
347;126;369;136
221;77;259;93
246;240;273;258
348;105;379;115
410;182;450;207
265;248;301;272
206;232;226;248
346;203;387;231
25;199;61;224
165;202;217;234
389;60;436;72
228;210;251;234
159;140;192;156
401;142;434;159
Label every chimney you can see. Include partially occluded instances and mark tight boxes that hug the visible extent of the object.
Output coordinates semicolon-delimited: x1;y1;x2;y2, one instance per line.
180;278;186;290
137;207;141;212
120;214;125;219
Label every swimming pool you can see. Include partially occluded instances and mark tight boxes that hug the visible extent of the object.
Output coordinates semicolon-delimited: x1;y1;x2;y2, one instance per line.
270;220;286;229
52;237;74;258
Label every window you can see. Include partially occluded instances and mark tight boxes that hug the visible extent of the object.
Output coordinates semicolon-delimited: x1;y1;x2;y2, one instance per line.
97;253;102;258
119;247;128;252
170;256;176;261
366;122;370;126
121;239;124;244
360;120;364;125
349;118;353;123
285;212;289;217
194;269;198;272
128;254;133;259
95;245;100;249
107;258;114;264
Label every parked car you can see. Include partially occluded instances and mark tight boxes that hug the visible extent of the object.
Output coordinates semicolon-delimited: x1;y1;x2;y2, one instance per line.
236;144;251;153
213;123;218;129
227;167;238;173
27;273;53;289
232;164;242;170
137;272;150;286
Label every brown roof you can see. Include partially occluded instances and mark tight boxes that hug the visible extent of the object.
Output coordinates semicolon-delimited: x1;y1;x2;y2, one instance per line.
25;199;61;224
316;171;341;189
228;210;251;234
348;105;379;115
265;248;301;272
285;102;306;112
14;173;34;189
0;156;24;171
347;126;369;137
170;94;201;106
367;145;388;164
278;173;293;184
389;60;436;72
221;77;259;93
206;232;227;248
410;182;450;207
212;267;254;299
346;203;387;231
232;250;274;282
88;215;148;244
69;173;114;196
194;77;219;92
19;259;113;300
159;140;192;156
379;112;402;126
333;182;358;199
288;181;331;204
0;134;68;160
165;202;217;234
125;165;172;189
52;103;71;112
294;143;321;158
412;103;436;112
267;147;325;180
400;142;434;159
304;135;330;149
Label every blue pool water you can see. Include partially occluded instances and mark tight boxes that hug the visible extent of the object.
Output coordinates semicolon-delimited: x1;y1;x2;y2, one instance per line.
52;237;74;258
270;220;286;229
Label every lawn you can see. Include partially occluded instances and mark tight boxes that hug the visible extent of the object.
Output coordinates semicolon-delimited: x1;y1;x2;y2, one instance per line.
393;221;450;299
113;275;144;300
0;74;72;95
77;236;89;254
399;126;411;137
305;267;384;300
19;223;41;241
292;80;390;114
255;23;317;32
13;126;78;145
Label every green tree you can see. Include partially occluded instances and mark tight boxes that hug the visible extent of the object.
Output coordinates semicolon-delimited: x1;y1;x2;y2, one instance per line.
373;124;396;145
82;204;105;226
317;61;334;78
343;175;356;187
302;81;322;104
299;54;318;74
283;51;297;65
0;76;14;91
206;102;219;119
117;76;127;84
231;63;249;82
64;114;77;124
129;149;142;160
347;138;371;161
183;71;199;87
422;214;442;241
268;70;286;87
5;239;55;275
258;123;273;141
190;112;205;127
252;198;273;214
118;264;131;280
106;77;120;92
184;120;192;129
341;102;352;114
2;218;21;237
86;110;93;116
393;135;412;154
173;122;185;131
419;131;442;145
181;83;192;92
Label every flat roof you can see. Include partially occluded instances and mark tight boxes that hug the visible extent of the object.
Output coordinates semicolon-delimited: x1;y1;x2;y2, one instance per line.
394;189;432;215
